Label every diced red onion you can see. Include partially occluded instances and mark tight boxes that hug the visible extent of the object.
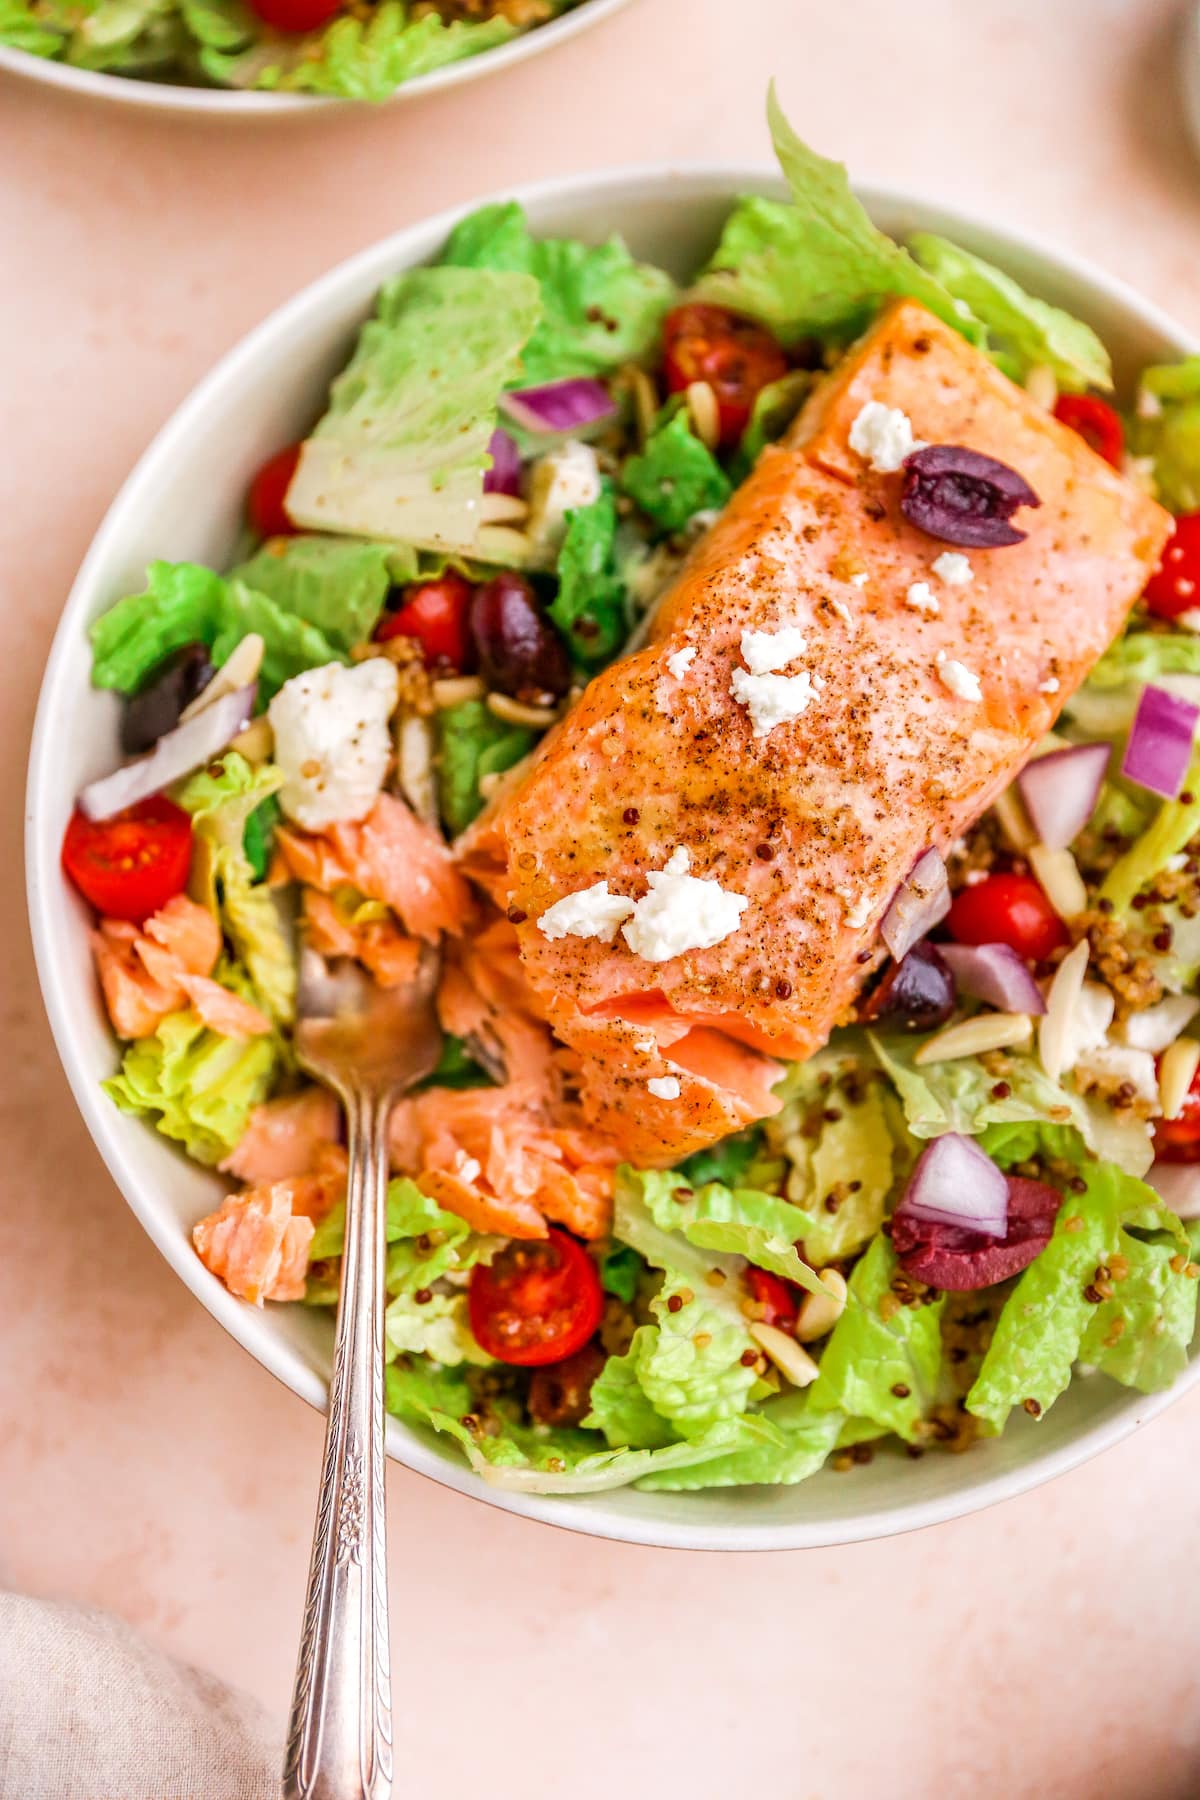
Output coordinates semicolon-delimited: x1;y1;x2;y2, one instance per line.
896;1133;1010;1239
1144;1161;1200;1221
1016;742;1109;850
880;847;950;962
938;942;1047;1016
79;683;256;822
499;377;615;437
482;427;522;496
1121;683;1200;800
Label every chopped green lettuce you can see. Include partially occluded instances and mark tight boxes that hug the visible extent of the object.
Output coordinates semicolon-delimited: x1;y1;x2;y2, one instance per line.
173;753;295;1027
869;1032;1154;1178
620;409;731;534
694;86;976;345
767;1056;904;1263
441;202;678;387
618;1167;824;1297
549;484;628;668
89;560;346;702
599;1241;645;1304
199;3;515;100
103;1007;277;1164
585;1329;676;1449
228;536;396;655
808;1234;945;1442
384;1290;490;1366
1101;751;1200;914
677;1126;765;1190
1065;631;1200;741
636;1390;844;1491
733;369;814;475
967;1162;1196;1429
285;267;541;555
908;233;1111;390
242;793;281;884
434;698;535;837
310;1178;496;1298
634;1275;759;1434
1133;356;1200;514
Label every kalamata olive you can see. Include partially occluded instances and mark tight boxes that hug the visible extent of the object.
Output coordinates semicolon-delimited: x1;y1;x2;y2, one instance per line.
859;940;956;1032
469;571;571;703
526;1340;606;1427
900;445;1041;548
121;642;214;753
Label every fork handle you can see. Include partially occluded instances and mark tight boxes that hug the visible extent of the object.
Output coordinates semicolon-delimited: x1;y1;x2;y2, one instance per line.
283;1084;394;1800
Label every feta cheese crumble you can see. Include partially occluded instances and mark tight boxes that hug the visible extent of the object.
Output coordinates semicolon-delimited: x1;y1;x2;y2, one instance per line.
932;552;973;586
848;401;925;473
268;659;399;832
666;646;697;680
934;651;983;703
731;666;819;737
835;886;872;929
647;1075;682;1100
537;881;636;944
740;625;809;674
1039;676;1061;695
850;571;870;588
454;1152;482;1184
621;846;748;962
525;441;602;554
904;581;939;616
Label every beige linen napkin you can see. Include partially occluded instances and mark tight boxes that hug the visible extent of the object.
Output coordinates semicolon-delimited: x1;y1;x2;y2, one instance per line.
0;1592;280;1800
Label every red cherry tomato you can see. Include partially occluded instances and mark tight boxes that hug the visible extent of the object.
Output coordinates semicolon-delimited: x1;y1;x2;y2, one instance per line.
947;872;1069;962
62;796;193;924
246;0;341;30
662;303;788;448
1053;394;1124;469
247;442;302;538
1153;1063;1200;1162
375;572;475;672
744;1268;802;1331
1145;514;1200;620
468;1228;604;1367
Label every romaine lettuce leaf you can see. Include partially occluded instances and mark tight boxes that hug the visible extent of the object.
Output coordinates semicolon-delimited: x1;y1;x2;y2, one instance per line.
637;1389;844;1490
766;1055;904;1262
618;1167;824;1296
286;267;541;555
619;408;731;534
598;1241;644;1304
549;484;629;669
434;697;535;836
1133;356;1200;514
694;85;977;345
807;1233;945;1442
103;1006;278;1164
967;1161;1196;1429
384;1290;490;1366
1101;751;1200;914
89;560;346;701
907;233;1111;391
173;753;295;1027
585;1329;676;1449
441;201;678;387
228;536;397;655
634;1274;759;1435
677;1126;765;1190
1065;631;1200;742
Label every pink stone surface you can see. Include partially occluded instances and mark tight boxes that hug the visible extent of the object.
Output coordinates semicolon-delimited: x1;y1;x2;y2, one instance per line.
5;1;1200;1791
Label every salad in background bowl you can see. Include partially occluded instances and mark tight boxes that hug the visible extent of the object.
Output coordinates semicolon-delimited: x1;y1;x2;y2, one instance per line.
28;96;1200;1546
0;0;629;109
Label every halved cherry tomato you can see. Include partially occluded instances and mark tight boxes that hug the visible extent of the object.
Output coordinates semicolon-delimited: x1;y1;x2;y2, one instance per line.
62;796;193;924
947;871;1068;962
468;1228;604;1367
1153;1062;1200;1162
1145;514;1200;620
246;0;341;30
375;571;474;672
744;1267;802;1331
662;303;788;448
1053;394;1124;469
247;442;302;538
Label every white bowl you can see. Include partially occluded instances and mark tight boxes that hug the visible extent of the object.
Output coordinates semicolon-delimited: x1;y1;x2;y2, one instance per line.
0;0;632;116
27;165;1200;1550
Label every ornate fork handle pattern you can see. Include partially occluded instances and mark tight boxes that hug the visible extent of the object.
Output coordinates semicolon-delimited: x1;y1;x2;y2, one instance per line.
282;1083;394;1800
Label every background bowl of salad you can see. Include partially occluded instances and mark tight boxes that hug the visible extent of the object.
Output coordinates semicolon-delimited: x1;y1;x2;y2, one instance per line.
27;153;1200;1550
0;0;633;112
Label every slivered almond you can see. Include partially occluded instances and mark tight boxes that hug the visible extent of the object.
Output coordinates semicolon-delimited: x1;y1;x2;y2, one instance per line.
992;785;1035;852
1160;1037;1200;1119
627;364;658;447
432;676;486;708
180;632;265;723
1038;938;1090;1080
229;715;273;763
795;1268;848;1343
685;380;721;452
749;1323;819;1388
486;692;559;728
1025;364;1058;411
914;1011;1033;1066
1028;844;1088;921
396;711;437;825
480;492;530;525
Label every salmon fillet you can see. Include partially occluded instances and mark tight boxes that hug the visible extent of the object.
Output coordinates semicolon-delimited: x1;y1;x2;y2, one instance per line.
276;792;472;944
459;300;1171;1165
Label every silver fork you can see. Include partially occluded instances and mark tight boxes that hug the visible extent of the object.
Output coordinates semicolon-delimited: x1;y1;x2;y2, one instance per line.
283;947;443;1800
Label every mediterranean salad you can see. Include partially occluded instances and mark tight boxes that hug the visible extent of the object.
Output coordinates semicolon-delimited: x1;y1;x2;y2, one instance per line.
1;0;578;99
60;92;1200;1495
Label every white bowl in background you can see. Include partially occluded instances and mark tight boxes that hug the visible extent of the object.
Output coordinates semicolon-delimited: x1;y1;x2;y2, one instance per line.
0;0;633;116
26;165;1200;1550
